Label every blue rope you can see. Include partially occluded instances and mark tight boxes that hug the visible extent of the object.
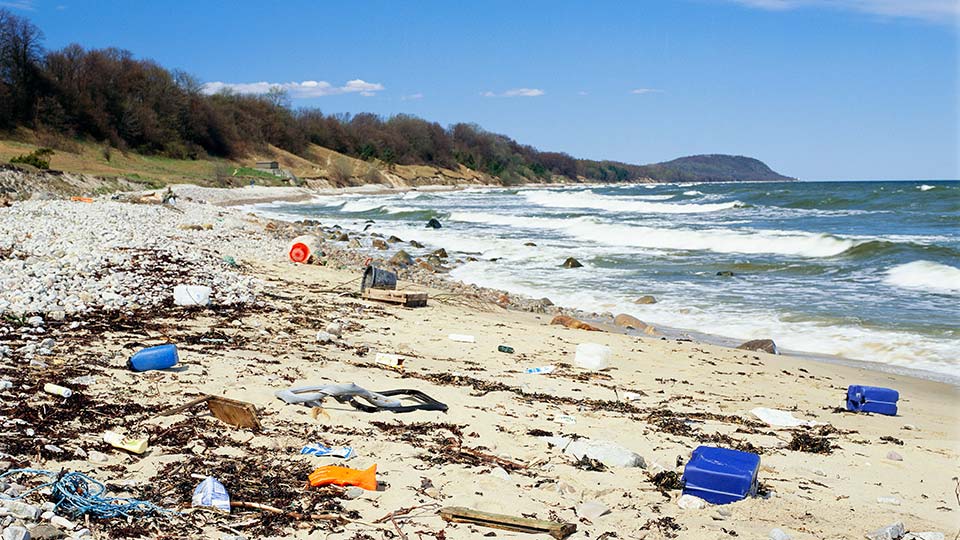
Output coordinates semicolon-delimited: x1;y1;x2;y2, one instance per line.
0;469;169;519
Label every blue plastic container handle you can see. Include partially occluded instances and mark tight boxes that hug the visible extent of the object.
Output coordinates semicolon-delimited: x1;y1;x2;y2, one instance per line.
128;344;179;372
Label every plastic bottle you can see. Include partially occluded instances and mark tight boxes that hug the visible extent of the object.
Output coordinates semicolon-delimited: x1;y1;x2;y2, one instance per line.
525;366;556;374
128;344;179;372
574;343;611;370
43;383;73;398
103;431;149;454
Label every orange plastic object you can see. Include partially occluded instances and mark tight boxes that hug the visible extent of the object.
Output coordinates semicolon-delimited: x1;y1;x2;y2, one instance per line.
70;197;94;203
308;464;377;491
289;242;311;263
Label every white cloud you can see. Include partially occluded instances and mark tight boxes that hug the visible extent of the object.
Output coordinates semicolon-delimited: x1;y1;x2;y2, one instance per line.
0;0;35;10
401;92;424;101
630;88;664;95
201;79;384;98
577;91;589;96
722;0;958;23
482;88;545;97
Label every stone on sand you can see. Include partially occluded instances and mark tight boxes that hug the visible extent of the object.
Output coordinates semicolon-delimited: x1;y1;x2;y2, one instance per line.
737;339;778;354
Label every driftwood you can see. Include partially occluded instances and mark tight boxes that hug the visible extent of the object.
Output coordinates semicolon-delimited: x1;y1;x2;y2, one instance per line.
157;395;261;430
439;506;576;539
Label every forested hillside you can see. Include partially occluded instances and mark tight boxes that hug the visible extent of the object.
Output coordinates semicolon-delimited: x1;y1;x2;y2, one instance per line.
0;9;793;184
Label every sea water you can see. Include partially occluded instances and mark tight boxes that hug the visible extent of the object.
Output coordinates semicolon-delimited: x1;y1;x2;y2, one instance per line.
254;180;960;382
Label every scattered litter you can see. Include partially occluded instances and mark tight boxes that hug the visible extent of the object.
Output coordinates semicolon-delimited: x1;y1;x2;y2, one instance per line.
0;469;166;519
308;464;377;490
769;528;792;540
192;476;230;513
128;344;179;372
440;506;576;539
173;284;212;306
575;501;610;520
677;494;708;509
866;522;905;540
287;235;321;264
375;352;406;370
904;534;945;540
877;496;901;505
103;431;148;454
66;375;97;386
158;395;261;430
448;334;476;343
551;437;645;468
315;330;336;343
300;444;355;459
525;365;556;375
490;466;511;481
553;415;576;425
750;407;820;428
574;343;611;371
42;383;73;398
847;385;899;416
277;383;448;413
498;345;515;354
361;265;397;291
681;446;760;504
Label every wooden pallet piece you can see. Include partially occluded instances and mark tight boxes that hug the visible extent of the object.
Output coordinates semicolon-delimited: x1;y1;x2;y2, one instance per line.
362;288;428;307
439;507;576;539
158;394;261;430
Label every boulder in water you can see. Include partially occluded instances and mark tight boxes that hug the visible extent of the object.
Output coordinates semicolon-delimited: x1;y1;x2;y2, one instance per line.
738;339;778;354
388;235;404;243
432;248;448;258
337;233;349;242
409;240;425;248
524;242;537;247
426;218;442;229
614;313;647;330
389;250;414;267
561;257;583;268
716;271;735;277
634;295;657;304
372;239;388;250
348;238;362;249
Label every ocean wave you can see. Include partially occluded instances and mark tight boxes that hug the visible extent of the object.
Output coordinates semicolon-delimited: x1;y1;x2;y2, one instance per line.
918;184;935;191
683;190;703;196
448;212;858;257
524;190;741;214
884;261;960;294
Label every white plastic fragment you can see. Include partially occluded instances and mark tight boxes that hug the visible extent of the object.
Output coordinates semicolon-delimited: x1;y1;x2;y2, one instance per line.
173;284;212;306
448;334;476;343
866;521;905;540
575;501;610;520
750;407;820;427
769;528;793;540
574;343;611;370
677;494;708;509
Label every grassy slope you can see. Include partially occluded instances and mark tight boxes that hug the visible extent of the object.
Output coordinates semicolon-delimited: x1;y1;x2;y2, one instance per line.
0;132;490;191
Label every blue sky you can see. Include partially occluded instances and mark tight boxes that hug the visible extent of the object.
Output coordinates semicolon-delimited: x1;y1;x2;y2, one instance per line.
7;0;959;180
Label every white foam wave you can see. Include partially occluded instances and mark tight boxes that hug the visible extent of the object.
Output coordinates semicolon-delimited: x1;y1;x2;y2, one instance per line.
340;200;384;212
683;190;703;196
448;212;857;257
918;184;935;191
885;261;960;294
524;190;741;214
402;191;424;199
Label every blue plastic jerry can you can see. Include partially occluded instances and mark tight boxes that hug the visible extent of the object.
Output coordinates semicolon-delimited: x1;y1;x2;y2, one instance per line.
681;446;761;505
846;385;899;416
128;344;179;372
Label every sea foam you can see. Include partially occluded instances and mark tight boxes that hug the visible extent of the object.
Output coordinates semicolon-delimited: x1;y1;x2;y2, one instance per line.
524;190;740;214
885;260;960;294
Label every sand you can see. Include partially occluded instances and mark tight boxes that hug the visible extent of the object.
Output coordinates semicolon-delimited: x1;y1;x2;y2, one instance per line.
1;187;957;540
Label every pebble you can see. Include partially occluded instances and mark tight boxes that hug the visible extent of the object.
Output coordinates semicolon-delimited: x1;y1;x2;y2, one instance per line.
86;450;109;464
886;451;903;461
48;517;73;531
489;467;511;481
344;487;365;500
769;528;792;540
71;529;90;539
26;525;60;540
677;494;708;509
325;322;343;337
1;526;29;540
315;331;335;344
0;501;39;520
904;533;945;540
866;522;905;540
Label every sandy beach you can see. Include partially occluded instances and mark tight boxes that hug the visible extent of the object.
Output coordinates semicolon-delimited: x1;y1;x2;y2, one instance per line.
1;187;957;540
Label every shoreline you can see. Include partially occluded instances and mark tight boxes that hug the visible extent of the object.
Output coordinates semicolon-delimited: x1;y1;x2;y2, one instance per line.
229;184;959;388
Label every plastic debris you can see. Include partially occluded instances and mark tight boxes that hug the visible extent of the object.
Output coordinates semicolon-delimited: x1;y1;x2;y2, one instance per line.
300;444;355;459
103;431;148;454
525;366;556;374
574;343;611;370
498;345;514;354
448;334;476;343
866;522;905;540
750;407;820;428
42;383;73;398
769;528;792;540
128;344;178;372
682;446;760;504
550;437;645;468
173;284;212;306
677;494;708;509
192;476;231;513
375;352;406;370
308;464;377;491
575;501;610;520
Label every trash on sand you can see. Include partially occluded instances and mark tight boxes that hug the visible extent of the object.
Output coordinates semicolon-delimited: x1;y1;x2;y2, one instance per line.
750;407;820;428
439;506;576;539
0;469;166;519
681;445;760;505
677;494;709;509
621;391;644;402
375;352;407;370
575;501;610;520
103;431;148;454
42;383;73;398
361;265;397;291
315;330;336;343
525;365;556;375
865;522;905;540
768;528;792;540
157;395;261;430
498;345;515;354
128;343;179;372
362;287;429;307
448;333;476;343
0;380;12;391
546;436;645;468
308;464;377;491
550;315;602;332
192;476;230;513
173;284;212;306
277;383;448;413
288;235;321;264
846;385;899;416
301;444;355;459
553;415;576;425
574;343;611;371
70;197;94;203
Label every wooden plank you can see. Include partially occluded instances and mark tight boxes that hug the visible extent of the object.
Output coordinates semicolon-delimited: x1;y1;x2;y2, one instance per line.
439;507;576;539
206;396;261;430
362;288;428;307
158;395;212;417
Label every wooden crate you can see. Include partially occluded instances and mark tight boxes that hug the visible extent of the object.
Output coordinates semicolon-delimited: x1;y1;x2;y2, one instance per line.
362;288;428;307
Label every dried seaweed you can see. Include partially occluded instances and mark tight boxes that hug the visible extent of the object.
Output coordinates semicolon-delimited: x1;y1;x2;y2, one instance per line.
787;432;834;454
639;517;681;538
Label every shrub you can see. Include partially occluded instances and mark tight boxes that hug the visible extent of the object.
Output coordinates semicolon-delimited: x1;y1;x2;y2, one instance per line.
10;148;54;169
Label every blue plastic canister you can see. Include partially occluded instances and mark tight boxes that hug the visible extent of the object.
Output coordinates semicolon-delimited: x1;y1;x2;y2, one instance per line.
846;385;898;416
128;344;179;372
681;446;761;504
